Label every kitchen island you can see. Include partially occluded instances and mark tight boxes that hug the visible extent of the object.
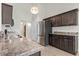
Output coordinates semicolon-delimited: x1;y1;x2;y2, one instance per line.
0;37;44;56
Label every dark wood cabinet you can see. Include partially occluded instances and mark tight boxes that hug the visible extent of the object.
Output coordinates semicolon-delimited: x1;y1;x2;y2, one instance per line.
49;34;78;55
62;10;78;26
68;37;74;53
49;34;52;45
51;15;62;27
62;13;69;25
44;9;78;27
50;17;55;27
60;36;65;50
53;35;60;48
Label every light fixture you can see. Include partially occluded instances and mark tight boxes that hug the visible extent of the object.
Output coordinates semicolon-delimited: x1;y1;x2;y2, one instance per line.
31;6;39;14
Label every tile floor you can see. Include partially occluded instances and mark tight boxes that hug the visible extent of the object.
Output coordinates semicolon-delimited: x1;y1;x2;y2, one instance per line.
41;45;79;56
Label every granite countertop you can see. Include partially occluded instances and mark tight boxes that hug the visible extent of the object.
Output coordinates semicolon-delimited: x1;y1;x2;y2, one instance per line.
0;37;44;56
50;32;78;36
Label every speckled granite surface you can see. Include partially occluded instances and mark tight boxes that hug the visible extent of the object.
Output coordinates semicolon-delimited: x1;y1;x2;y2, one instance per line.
0;37;44;56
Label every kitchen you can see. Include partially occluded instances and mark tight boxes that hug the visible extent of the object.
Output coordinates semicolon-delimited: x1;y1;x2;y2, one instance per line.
0;3;79;56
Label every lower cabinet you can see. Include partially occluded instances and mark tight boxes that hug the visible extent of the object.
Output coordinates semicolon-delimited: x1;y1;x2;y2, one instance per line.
49;34;78;55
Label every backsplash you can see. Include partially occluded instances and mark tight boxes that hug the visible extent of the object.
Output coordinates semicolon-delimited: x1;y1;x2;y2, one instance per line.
52;31;78;36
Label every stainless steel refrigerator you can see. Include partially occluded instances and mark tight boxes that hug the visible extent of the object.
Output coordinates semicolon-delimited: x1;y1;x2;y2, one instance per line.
39;20;52;46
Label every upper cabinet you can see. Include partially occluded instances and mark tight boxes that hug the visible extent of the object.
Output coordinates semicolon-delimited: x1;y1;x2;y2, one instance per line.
44;9;78;27
62;9;78;26
50;15;62;27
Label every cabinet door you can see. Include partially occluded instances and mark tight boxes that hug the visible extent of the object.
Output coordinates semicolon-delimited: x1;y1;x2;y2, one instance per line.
51;15;62;27
69;11;78;25
50;17;56;27
64;38;69;51
49;34;52;45
51;35;55;46
63;36;74;54
54;35;60;48
60;36;65;50
60;36;69;51
68;36;74;53
62;10;78;26
50;35;58;47
62;12;69;25
68;39;73;53
55;15;62;26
